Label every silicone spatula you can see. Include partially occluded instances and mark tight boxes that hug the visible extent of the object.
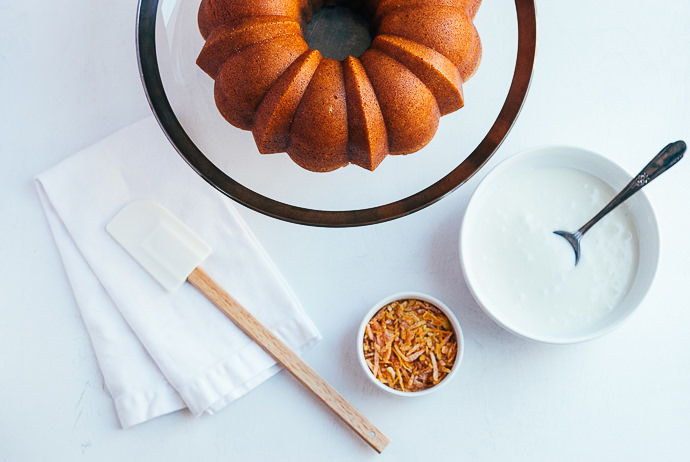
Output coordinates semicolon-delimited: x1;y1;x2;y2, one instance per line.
106;200;389;453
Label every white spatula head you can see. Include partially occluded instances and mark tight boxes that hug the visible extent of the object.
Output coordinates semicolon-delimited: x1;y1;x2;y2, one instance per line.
107;200;211;291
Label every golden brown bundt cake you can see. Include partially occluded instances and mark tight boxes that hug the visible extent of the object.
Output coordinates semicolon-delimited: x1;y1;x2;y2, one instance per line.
196;0;482;172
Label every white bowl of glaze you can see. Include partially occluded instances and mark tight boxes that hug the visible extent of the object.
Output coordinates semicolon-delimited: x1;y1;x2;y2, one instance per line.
459;146;660;344
357;292;464;396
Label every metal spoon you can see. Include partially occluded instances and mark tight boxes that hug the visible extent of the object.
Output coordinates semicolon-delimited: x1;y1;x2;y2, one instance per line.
554;140;686;265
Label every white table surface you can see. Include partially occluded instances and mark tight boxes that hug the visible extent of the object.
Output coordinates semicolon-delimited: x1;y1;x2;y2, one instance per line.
2;1;689;460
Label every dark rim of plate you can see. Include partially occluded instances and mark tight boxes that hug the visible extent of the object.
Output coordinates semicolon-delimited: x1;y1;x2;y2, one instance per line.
136;0;537;227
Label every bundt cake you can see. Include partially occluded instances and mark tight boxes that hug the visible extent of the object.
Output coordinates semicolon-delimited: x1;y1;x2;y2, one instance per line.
196;0;482;172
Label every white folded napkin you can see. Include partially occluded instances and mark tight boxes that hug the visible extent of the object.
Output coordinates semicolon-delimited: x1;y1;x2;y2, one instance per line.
35;117;321;429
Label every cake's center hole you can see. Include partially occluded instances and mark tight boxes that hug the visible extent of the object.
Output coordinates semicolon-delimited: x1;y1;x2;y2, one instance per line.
304;6;372;61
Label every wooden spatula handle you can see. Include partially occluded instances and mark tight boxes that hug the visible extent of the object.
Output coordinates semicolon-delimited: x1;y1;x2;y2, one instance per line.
187;267;390;453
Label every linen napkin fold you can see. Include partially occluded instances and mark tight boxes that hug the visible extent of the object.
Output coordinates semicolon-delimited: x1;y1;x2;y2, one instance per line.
35;117;321;429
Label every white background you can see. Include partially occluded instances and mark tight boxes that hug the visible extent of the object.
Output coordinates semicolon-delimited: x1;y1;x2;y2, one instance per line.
2;1;689;460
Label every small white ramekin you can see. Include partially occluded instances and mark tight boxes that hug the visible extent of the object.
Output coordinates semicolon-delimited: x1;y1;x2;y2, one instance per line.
357;292;464;396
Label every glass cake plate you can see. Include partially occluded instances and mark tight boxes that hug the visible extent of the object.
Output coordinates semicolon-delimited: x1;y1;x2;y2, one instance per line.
136;0;536;226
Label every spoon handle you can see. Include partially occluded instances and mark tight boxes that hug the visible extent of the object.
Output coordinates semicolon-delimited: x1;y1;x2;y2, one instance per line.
578;140;686;236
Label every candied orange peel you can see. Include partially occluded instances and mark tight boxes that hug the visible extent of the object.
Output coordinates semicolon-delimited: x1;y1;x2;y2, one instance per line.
363;298;458;392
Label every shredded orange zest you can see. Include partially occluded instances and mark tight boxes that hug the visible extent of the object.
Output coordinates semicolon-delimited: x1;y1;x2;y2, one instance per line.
363;299;458;392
